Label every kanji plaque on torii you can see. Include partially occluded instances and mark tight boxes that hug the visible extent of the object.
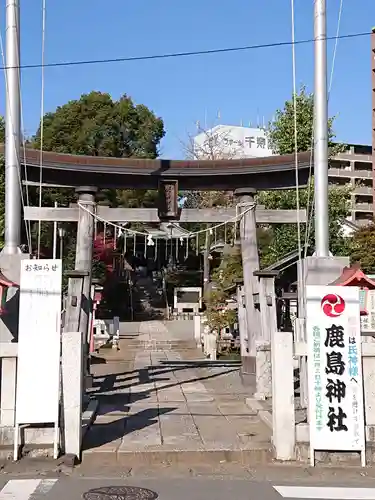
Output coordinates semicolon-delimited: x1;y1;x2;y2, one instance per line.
158;179;179;220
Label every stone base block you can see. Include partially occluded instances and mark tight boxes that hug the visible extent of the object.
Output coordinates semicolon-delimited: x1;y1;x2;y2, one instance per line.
296;422;309;443
0;398;98;459
0;425;55;446
246;398;273;432
240;356;255;374
240;356;256;388
296;422;375;445
295;441;374;465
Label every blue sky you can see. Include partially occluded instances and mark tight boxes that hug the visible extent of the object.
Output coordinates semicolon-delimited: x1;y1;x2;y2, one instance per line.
0;0;374;159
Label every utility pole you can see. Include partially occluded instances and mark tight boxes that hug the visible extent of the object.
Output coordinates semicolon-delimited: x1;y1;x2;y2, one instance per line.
3;0;21;254
313;0;330;256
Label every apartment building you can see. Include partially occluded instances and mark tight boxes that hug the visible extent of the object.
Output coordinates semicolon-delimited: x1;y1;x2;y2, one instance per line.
194;125;374;225
330;144;373;226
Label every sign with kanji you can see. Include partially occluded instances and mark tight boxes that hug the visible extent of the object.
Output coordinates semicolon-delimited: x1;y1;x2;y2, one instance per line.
360;289;375;332
15;259;62;425
306;286;365;453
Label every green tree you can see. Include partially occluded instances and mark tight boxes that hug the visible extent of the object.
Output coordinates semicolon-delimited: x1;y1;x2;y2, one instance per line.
28;92;165;278
205;246;242;332
349;224;375;273
267;85;342;155
258;180;351;266
0;116;4;143
30;91;165;216
260;86;351;265
32;91;164;158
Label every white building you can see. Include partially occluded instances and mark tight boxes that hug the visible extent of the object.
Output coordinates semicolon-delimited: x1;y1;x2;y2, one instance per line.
194;125;373;229
193;125;274;159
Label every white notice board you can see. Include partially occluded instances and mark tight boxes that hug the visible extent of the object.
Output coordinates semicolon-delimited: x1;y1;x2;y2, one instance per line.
15;259;62;425
306;286;365;463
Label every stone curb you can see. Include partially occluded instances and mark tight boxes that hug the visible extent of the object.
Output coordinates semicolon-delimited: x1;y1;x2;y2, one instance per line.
81;446;274;467
245;397;273;431
82;399;99;438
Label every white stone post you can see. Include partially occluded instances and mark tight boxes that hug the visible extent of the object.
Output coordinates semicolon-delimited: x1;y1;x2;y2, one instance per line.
61;331;84;459
0;253;29;432
236;283;249;361
255;341;272;400
207;332;217;360
112;316;120;350
0;352;17;429
203;323;209;356
194;313;201;348
0;348;17;426
271;330;295;460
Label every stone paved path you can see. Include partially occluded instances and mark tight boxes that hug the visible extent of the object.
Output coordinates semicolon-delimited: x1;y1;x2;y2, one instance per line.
83;320;272;464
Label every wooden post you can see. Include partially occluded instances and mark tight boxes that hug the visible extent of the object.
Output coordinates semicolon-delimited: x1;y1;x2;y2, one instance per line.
75;187;97;343
254;270;279;343
236;282;248;361
253;271;278;399
235;187;260;378
63;270;89;403
63;270;88;334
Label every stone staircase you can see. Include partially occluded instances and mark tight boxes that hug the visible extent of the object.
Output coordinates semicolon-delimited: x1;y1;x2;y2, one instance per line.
132;274;168;320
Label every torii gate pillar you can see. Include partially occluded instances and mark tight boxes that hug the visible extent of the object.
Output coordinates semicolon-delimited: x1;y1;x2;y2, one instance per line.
74;186;97;341
235;188;261;382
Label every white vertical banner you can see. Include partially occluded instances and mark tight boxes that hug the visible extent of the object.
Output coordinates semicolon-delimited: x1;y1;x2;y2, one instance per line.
306;286;365;458
15;259;62;424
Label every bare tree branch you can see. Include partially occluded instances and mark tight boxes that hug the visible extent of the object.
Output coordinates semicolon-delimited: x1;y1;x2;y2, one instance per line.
180;122;240;209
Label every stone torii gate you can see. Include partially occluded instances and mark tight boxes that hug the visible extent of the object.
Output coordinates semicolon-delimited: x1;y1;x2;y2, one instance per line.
18;147;311;377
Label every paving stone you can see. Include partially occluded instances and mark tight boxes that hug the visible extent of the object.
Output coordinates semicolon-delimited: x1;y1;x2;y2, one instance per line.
83;418;126;452
87;319;272;464
184;393;214;403
218;402;258;416
159;414;203;448
95;413;129;423
156;403;189;415
192;415;245;449
157;390;186;403
96;403;130;416
129;392;158;404
187;403;221;416
181;382;207;393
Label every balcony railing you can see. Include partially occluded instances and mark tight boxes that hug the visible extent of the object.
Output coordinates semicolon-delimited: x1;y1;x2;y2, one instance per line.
354;186;373;195
354;202;374;212
329;168;373;179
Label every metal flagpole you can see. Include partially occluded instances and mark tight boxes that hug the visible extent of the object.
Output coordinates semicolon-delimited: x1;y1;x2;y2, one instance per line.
52;202;58;259
3;0;21;254
313;0;330;256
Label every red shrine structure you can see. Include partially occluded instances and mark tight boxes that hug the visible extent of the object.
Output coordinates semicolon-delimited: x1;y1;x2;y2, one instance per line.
329;264;375;316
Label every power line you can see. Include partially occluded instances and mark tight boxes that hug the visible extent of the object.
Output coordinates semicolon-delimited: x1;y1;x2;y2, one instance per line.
0;30;372;71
